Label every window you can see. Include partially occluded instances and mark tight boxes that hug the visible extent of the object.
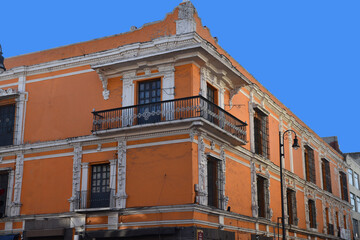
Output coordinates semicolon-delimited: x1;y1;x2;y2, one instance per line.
340;171;349;202
344;215;347;229
90;164;111;208
257;175;269;218
355;173;359;189
325;207;334;235
348;169;354;186
308;199;317;228
254;109;269;158
350;193;356;211
321;158;332;193
353;218;359;238
0;172;8;217
206;84;217;104
357;197;360;213
137;79;161;124
304;146;316;184
206;84;219;124
286;189;297;225
0;104;15;146
206;155;225;209
207;156;219;208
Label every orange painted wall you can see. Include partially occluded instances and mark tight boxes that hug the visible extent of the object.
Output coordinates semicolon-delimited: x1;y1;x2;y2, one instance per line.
226;91;250;151
21;156;73;215
126;142;193;207
23;70;125;143
225;156;252;216
174;64;200;98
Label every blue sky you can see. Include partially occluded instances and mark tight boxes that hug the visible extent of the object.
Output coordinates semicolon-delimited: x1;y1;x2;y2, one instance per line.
1;0;359;153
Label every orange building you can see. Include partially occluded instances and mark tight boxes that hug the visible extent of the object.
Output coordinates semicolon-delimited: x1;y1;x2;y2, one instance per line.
0;1;352;240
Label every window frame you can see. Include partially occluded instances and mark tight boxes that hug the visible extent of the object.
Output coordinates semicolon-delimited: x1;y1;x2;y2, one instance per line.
348;169;354;186
350;192;356;211
355;172;359;190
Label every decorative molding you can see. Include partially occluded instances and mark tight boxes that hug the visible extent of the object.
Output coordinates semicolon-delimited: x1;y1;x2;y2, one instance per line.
11;154;23;216
0;88;17;97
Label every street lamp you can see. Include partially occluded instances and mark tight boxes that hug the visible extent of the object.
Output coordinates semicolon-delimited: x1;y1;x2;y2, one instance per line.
0;44;6;73
279;130;300;240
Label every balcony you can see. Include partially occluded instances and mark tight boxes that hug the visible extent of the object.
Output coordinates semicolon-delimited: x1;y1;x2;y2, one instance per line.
75;189;116;211
92;95;247;144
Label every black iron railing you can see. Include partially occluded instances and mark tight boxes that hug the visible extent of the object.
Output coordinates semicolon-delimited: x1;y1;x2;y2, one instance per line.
75;189;116;210
92;95;247;143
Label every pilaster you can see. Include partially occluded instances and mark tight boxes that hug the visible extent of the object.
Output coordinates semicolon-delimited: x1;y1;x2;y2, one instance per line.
69;144;82;211
11;153;24;216
116;138;127;208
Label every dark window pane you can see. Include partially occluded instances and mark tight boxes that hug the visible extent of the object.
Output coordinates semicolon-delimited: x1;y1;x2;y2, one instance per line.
90;164;111;208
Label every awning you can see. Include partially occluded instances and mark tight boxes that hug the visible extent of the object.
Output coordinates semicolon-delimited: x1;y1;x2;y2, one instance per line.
0;234;19;240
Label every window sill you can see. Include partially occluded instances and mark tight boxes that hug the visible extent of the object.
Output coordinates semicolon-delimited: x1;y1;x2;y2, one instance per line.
75;207;114;213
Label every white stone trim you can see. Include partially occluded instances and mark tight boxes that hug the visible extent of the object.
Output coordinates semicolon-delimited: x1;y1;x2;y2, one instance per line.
26;69;94;84
80;162;89;209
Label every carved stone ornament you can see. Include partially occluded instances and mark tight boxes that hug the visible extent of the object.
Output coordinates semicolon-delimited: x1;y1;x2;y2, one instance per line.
197;135;207;205
96;69;109;100
250;161;258;217
189;129;197;142
229;87;241;108
210;141;215;150
69;144;82;211
220;145;227;210
0;88;17;97
116;138;128;208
